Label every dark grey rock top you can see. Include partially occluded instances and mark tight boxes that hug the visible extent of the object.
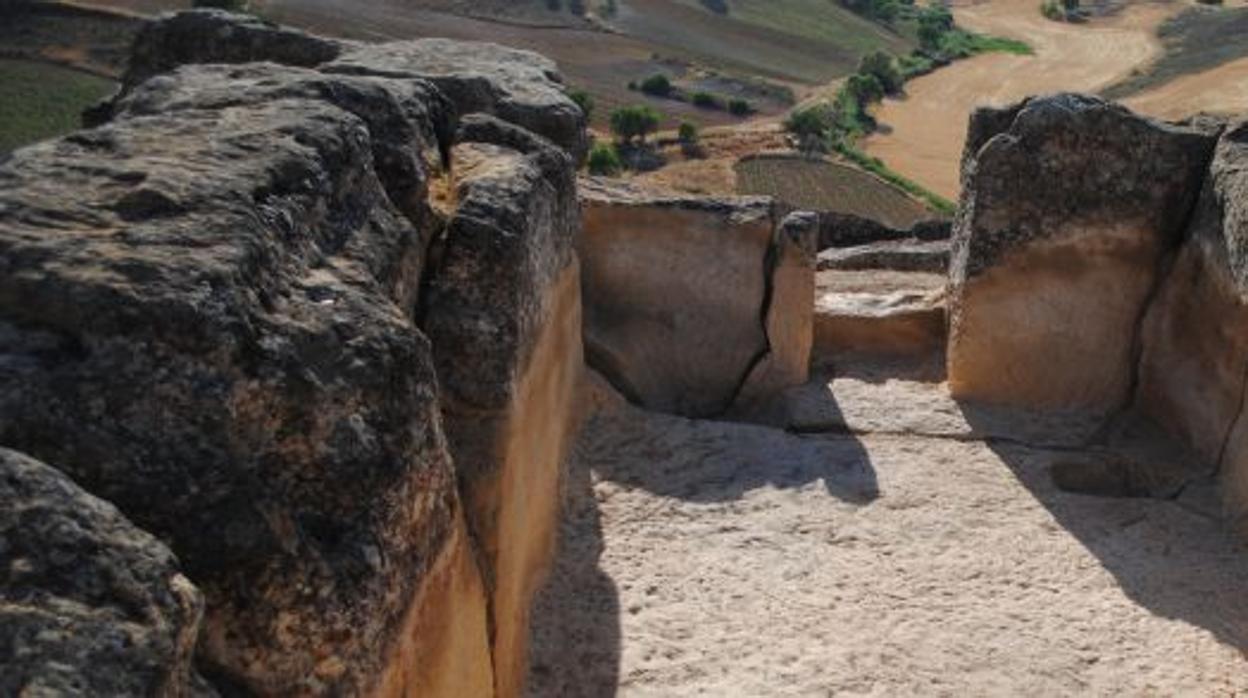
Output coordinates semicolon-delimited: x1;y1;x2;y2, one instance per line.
0;448;210;697
954;93;1219;278
1184;119;1248;299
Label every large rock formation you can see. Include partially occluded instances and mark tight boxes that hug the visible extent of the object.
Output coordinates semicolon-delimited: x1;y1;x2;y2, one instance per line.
948;94;1216;411
1137;119;1248;532
424;117;583;698
0;448;209;697
1;10;585;696
578;179;811;418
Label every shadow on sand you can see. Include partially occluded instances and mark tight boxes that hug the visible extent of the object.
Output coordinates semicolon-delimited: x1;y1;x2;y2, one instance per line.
958;401;1248;654
526;380;879;696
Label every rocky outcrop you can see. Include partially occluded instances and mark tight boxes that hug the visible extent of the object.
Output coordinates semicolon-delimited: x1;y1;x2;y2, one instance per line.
0;448;209;697
1;10;585;696
947;94;1216;411
814;210;950;250
734;211;818;410
1137;119;1248;532
326;40;589;163
96;9;587;162
817;238;949;273
579;179;811;418
424;119;583;698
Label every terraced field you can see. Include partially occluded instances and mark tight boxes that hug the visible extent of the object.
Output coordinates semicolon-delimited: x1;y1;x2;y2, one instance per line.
0;59;116;155
611;0;914;84
735;154;934;228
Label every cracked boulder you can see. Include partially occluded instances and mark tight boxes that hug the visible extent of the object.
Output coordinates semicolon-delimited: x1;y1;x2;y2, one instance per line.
424;118;583;698
1138;118;1248;531
0;448;209;697
948;94;1216;410
0;75;491;694
578;179;789;418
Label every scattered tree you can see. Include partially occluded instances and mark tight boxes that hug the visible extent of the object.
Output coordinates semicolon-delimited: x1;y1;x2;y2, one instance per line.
692;91;722;109
784;106;833;154
610;105;662;144
569;89;595;121
917;5;955;50
727;98;752;116
640;74;673;98
587;142;623;175
845;73;885;105
678;121;699;144
858;51;903;95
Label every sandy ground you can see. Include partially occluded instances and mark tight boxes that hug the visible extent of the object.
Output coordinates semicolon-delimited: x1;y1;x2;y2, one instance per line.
1123;55;1248;119
529;357;1248;696
862;0;1181;199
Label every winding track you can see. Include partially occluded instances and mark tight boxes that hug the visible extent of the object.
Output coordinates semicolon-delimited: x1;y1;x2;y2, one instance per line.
862;0;1182;199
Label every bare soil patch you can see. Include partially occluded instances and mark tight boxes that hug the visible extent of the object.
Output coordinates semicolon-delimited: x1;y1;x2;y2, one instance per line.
861;0;1179;199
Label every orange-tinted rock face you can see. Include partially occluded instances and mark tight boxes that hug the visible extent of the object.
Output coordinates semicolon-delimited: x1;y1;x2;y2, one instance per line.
949;226;1162;409
579;183;776;418
1138;119;1248;533
425;133;583;697
947;94;1215;412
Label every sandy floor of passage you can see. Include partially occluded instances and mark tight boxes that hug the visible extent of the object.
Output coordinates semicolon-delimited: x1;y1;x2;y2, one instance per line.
529;368;1248;697
861;0;1181;199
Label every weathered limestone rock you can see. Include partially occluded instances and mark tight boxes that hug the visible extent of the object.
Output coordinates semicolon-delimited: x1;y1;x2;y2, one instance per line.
0;448;209;697
105;10;587;163
326;39;589;162
423;120;582;698
815;210;950;250
817;238;949;274
120;9;342;93
948;94;1216;410
579;179;776;417
0;78;490;694
814;289;945;359
1138;119;1248;531
734;211;816;410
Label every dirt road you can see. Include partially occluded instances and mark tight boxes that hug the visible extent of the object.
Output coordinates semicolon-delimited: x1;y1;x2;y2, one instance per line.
1123;55;1248;119
862;0;1178;199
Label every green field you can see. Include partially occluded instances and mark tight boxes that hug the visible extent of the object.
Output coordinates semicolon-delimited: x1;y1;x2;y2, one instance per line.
735;154;936;228
1102;5;1248;100
0;60;116;155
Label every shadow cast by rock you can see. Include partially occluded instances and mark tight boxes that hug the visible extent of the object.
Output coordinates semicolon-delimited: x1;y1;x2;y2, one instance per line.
527;442;622;698
958;402;1248;654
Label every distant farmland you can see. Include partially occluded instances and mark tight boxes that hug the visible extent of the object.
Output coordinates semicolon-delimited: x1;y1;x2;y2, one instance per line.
0;59;115;155
735;154;935;228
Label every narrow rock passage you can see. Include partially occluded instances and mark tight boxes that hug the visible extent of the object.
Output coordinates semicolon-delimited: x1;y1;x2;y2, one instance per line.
529;362;1248;696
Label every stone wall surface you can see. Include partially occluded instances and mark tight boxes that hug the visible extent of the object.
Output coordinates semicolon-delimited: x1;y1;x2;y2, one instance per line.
0;9;584;697
1137;119;1248;533
579;178;801;418
424;121;584;698
948;94;1217;411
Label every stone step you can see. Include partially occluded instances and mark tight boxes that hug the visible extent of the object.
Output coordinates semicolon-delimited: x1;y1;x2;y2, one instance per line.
813;270;947;359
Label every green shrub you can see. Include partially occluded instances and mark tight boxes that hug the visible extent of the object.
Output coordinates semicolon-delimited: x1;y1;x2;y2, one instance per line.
610;104;662;143
587;142;623;175
692;91;722;109
569;89;594;121
640;74;673;97
846;73;885;105
727;98;752;116
678;121;699;144
1040;0;1063;18
858;51;904;94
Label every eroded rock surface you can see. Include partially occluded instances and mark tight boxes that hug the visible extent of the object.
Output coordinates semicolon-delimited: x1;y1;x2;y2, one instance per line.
0;448;209;697
424;123;583;698
1;10;587;696
1138;118;1248;532
948;94;1216;410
